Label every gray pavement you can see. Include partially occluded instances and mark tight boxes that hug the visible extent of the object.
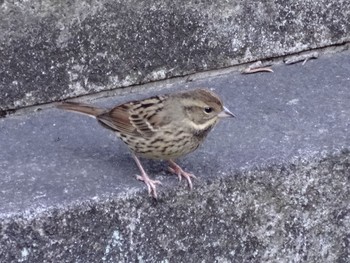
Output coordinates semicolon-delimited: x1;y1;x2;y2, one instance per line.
0;50;349;262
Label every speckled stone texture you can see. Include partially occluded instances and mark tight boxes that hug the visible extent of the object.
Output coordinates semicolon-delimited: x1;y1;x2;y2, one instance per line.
1;153;349;262
0;51;349;262
1;0;350;110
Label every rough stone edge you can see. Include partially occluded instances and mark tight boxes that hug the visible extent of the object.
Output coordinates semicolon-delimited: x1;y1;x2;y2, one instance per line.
0;148;349;262
2;42;349;119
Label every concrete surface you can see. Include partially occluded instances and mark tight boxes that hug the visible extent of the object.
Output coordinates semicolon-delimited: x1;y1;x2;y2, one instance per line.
1;0;350;111
0;50;349;262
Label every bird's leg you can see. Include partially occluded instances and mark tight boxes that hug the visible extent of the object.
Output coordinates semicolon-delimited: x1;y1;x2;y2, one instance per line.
168;160;196;190
132;154;162;199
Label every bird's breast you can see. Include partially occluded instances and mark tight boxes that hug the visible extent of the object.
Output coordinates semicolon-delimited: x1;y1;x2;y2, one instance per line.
116;126;202;160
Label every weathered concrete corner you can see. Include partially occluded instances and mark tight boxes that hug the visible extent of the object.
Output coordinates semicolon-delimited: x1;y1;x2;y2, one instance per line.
1;0;350;110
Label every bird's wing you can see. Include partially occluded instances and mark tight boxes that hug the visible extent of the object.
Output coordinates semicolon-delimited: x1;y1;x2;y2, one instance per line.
97;95;168;137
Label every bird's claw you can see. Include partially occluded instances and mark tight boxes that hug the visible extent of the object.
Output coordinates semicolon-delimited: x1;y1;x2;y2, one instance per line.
136;175;162;199
168;161;196;190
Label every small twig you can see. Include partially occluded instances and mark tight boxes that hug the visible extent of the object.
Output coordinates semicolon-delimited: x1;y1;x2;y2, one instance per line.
284;52;319;65
242;61;273;74
242;67;274;74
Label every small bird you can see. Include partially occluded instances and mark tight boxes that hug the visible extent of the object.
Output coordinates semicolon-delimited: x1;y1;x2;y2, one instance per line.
57;88;235;198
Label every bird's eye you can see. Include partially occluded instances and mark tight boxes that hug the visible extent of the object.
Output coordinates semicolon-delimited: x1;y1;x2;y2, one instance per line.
204;107;213;114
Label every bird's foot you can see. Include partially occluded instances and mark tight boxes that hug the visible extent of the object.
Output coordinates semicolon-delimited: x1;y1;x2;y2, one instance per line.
168;160;196;190
132;153;162;199
136;174;162;199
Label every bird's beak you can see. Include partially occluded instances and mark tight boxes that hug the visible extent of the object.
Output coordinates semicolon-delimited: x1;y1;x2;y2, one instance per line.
218;106;235;118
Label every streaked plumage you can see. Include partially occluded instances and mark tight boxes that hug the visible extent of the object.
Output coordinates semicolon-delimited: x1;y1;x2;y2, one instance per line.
57;88;234;198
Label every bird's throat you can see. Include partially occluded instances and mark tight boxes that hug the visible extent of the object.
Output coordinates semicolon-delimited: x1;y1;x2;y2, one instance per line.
189;118;218;139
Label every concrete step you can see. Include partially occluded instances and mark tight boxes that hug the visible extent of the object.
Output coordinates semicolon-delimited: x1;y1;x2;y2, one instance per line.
0;51;349;262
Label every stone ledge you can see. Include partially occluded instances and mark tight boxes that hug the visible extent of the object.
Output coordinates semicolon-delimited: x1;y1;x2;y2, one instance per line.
0;51;349;262
1;0;350;110
1;152;349;262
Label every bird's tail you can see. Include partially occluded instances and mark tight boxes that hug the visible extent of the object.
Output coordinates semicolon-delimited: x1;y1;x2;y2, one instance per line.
56;102;105;117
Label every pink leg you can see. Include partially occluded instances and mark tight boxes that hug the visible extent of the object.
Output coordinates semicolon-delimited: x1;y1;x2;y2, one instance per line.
168;160;196;190
132;154;162;199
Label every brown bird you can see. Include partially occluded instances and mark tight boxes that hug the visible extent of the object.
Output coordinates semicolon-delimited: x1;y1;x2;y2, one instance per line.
57;88;235;198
